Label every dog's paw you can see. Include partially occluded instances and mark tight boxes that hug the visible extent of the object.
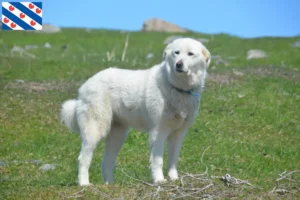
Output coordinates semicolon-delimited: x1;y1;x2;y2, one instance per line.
154;178;167;184
79;182;93;187
104;181;114;185
168;169;179;181
169;176;179;181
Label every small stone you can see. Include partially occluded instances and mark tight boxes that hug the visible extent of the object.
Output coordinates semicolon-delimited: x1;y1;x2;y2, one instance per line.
233;70;244;76
27;159;42;165
11;45;24;54
293;41;300;47
40;164;56;171
145;53;154;59
12;160;19;164
247;49;267;60
238;94;245;98
0;175;9;182
44;42;51;48
0;161;8;167
211;55;221;59
25;45;38;50
197;38;209;43
212;55;229;66
228;56;237;60
10;45;36;58
215;58;229;66
16;79;25;84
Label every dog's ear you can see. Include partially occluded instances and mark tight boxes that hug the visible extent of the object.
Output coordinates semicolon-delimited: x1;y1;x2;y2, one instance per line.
162;43;172;61
202;48;211;68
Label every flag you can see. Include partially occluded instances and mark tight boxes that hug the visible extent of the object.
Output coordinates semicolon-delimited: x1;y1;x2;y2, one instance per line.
2;2;42;30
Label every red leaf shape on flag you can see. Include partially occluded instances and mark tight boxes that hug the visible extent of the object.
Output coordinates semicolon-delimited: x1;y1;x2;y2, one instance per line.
9;5;15;11
36;8;41;14
30;20;36;26
4;18;9;24
29;3;34;9
20;13;26;19
11;22;16;28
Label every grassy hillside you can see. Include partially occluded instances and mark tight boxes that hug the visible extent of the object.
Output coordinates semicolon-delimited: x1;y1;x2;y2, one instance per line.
0;29;299;199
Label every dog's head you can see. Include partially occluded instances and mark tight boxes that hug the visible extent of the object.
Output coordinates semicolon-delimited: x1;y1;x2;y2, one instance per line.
163;38;211;90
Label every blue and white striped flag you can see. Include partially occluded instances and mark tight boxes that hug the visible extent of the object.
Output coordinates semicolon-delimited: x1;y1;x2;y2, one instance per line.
2;2;42;30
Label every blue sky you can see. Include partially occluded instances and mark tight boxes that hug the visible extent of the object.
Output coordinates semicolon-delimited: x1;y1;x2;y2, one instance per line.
2;0;300;38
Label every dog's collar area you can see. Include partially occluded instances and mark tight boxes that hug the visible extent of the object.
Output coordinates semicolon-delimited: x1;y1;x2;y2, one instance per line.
174;87;201;97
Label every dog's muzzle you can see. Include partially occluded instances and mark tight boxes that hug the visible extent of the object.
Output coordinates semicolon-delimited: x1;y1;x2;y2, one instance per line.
175;60;185;73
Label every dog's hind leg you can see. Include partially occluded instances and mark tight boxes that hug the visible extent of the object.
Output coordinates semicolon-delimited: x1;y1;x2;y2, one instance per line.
102;123;128;184
77;102;112;186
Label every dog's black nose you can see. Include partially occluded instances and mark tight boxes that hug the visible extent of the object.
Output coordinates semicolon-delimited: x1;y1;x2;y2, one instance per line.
176;60;183;69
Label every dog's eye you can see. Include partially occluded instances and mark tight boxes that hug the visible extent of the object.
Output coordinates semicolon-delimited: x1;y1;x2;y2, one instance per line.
188;52;194;56
174;51;180;55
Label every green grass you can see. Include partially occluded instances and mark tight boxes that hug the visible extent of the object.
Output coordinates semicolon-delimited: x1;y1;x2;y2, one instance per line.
0;29;300;199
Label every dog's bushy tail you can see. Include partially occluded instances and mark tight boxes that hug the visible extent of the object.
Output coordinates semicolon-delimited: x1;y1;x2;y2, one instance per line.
60;99;80;134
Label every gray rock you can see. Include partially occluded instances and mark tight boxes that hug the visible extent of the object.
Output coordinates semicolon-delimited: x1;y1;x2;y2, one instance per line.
211;55;229;66
25;45;38;50
164;36;183;44
247;49;267;60
44;42;51;48
0;175;9;182
142;18;187;33
12;160;19;164
39;24;61;33
238;94;245;98
10;45;37;59
215;58;229;66
0;161;8;167
197;38;209;43
11;45;24;54
293;41;300;47
233;70;244;76
211;55;222;60
27;159;42;165
145;53;154;59
16;79;25;84
228;56;237;60
40;164;56;171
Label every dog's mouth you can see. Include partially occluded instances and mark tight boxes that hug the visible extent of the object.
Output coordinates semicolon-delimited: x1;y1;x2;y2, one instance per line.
175;68;188;73
176;68;185;73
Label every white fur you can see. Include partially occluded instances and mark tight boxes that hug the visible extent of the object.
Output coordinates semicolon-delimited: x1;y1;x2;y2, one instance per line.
60;38;211;186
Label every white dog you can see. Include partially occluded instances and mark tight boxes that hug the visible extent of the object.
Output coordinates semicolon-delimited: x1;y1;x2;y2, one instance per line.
60;38;211;186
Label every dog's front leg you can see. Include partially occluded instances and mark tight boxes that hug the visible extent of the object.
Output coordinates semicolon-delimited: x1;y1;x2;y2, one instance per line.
148;130;168;183
167;130;187;181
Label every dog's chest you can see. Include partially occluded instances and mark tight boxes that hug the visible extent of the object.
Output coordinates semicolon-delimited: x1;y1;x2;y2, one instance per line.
163;97;199;127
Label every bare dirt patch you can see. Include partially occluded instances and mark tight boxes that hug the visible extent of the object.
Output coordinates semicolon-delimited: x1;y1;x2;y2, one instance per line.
207;66;300;87
207;73;240;85
3;67;299;93
245;66;300;80
3;81;82;92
